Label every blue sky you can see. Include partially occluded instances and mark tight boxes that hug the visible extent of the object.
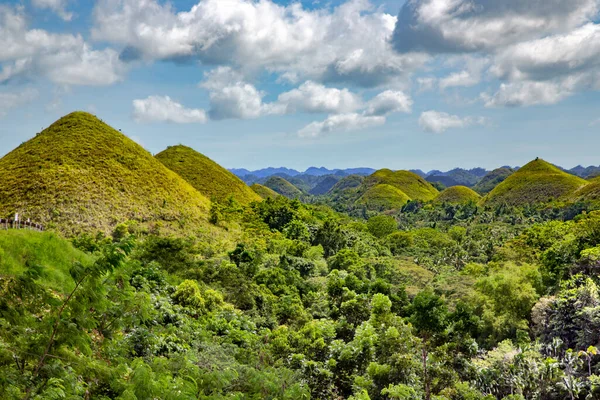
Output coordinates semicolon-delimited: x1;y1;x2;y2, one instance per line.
1;0;599;172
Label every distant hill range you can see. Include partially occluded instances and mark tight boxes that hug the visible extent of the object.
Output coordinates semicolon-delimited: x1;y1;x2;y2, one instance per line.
232;164;600;195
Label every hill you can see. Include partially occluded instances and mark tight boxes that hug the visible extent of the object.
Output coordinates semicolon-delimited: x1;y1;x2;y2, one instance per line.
329;175;365;194
482;159;588;206
434;186;481;204
473;167;514;194
251;183;279;199
356;184;411;211
264;176;303;198
156;145;260;205
0;112;210;235
310;176;340;195
364;169;439;202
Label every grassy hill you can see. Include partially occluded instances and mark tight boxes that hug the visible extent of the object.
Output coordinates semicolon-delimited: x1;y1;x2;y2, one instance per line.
251;183;279;199
574;176;600;202
356;184;410;211
473;167;514;194
364;169;439;201
482;159;588;206
156;145;260;205
264;176;303;198
0;112;211;235
434;186;481;204
328;175;365;195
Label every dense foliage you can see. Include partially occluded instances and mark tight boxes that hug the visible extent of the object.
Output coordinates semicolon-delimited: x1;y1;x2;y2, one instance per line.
3;190;600;399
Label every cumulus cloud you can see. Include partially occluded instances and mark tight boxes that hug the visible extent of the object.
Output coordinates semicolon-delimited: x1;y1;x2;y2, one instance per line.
298;113;385;138
439;56;489;90
92;0;428;87
199;67;280;120
0;5;125;86
132;96;207;123
297;89;412;137
0;88;38;118
392;0;600;54
364;90;412;116
31;0;73;21
482;81;572;108
276;81;362;114
419;110;486;133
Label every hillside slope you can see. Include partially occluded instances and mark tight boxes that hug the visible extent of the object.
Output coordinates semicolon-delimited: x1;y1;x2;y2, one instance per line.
0;112;211;235
264;176;304;198
356;184;411;210
251;183;280;199
482;159;587;206
156;145;260;205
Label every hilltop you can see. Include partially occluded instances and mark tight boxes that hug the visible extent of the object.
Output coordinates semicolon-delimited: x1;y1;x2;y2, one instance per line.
264;176;304;198
434;186;481;204
251;183;280;199
0;112;211;235
364;169;439;202
482;159;588;206
156;145;260;205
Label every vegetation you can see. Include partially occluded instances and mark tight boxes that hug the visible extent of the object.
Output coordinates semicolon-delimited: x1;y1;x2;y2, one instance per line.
483;159;588;206
264;176;304;198
5;113;600;399
156;145;261;205
250;183;280;199
0;112;211;235
434;186;481;204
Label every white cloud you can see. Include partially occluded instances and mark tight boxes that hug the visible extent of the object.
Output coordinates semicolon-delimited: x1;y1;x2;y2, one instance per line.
298;113;385;138
132;96;207;123
199;67;279;120
0;88;38;117
491;24;600;83
417;77;437;92
439;57;489;90
276;81;362;114
483;81;572;108
0;5;125;86
364;90;412;116
392;0;600;53
92;0;428;87
31;0;73;21
419;110;486;133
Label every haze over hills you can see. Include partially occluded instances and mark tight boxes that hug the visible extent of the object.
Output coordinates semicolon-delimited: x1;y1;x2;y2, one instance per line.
0;112;212;235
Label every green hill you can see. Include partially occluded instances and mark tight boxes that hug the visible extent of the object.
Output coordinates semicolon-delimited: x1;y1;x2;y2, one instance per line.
434;186;481;204
574;177;600;202
156;145;260;205
328;174;365;195
364;169;439;201
251;183;279;199
264;176;303;198
0;112;211;235
482;159;588;206
356;184;411;211
473;167;514;194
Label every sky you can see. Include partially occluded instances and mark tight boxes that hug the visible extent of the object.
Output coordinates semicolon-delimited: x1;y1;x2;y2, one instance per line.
1;0;599;172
